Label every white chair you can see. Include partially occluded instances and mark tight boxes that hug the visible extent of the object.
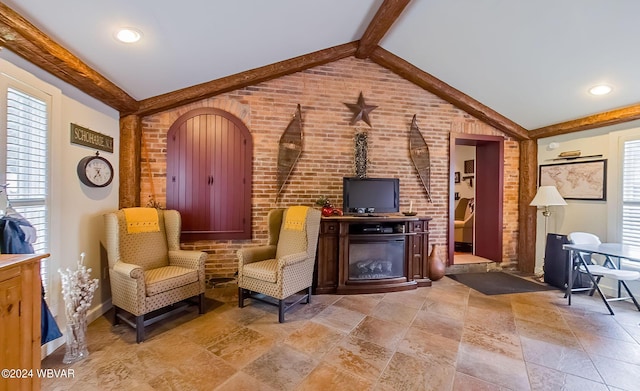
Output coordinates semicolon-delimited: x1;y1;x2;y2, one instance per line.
568;232;640;314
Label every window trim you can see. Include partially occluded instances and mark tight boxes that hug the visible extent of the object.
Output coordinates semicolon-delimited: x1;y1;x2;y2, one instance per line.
1;58;62;311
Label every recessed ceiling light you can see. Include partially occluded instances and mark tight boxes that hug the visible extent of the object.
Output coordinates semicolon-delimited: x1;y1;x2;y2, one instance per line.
115;28;142;43
589;85;612;96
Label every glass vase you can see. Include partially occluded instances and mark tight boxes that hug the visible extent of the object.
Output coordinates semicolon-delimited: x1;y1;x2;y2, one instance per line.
63;315;89;364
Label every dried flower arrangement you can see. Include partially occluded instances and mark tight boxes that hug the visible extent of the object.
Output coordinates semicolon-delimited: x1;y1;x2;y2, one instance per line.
59;252;99;363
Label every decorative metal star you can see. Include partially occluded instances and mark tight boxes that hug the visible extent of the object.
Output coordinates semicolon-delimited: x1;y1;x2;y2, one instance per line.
344;92;377;127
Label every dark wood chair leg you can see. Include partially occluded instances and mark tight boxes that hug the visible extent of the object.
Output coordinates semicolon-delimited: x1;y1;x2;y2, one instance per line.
305;286;311;304
198;293;205;314
136;315;145;343
113;306;120;326
278;299;285;323
238;287;245;308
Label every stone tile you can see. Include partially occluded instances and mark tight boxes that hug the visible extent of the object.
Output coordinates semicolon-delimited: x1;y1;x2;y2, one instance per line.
283;321;345;357
396;326;459;366
382;289;428;309
456;342;530;390
563;312;637;343
39;285;640;391
591;354;640;391
520;336;603;382
207;327;274;368
297;362;373;391
376;351;455;391
526;362;608;391
515;318;582;349
452;372;508;391
243;344;317;391
322;334;394;381
462;323;522;360
312;304;366;334
511;301;568;328
465;304;518;334
412;308;465;341
333;294;385;315
576;330;640;366
467;291;513;312
215;371;279;391
370;300;419;326
350;316;408;350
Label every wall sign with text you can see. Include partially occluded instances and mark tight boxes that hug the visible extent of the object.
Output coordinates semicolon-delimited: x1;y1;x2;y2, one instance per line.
70;123;113;153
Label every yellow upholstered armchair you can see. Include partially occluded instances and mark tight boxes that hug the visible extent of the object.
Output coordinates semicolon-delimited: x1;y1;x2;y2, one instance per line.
237;206;321;322
104;208;207;342
454;198;474;246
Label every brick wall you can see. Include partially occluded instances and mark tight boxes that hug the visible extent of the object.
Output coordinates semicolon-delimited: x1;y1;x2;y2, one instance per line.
140;57;520;278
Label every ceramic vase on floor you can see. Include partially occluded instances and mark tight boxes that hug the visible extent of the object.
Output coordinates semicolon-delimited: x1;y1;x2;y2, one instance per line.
428;244;446;281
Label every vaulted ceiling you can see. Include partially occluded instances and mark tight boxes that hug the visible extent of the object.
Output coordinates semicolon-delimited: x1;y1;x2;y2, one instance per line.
3;0;640;140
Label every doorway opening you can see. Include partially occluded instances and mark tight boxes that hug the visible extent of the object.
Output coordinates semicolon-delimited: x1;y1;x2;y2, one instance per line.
448;133;504;266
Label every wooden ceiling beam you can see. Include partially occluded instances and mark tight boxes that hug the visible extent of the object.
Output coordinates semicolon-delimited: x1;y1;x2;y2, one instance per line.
356;0;411;59
135;42;358;117
529;103;640;139
369;46;530;140
0;3;138;113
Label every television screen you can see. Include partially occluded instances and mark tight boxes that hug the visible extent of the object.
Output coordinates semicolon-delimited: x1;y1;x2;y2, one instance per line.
343;177;400;214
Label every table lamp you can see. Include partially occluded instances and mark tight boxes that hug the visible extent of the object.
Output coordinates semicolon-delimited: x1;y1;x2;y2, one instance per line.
530;185;567;277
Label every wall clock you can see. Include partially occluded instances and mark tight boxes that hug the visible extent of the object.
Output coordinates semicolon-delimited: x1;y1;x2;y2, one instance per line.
77;152;114;187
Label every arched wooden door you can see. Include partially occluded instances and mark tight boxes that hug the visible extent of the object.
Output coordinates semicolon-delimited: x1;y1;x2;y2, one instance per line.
166;108;252;240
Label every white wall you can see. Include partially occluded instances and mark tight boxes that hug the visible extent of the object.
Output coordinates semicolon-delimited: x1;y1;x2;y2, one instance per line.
0;53;120;356
536;122;640;296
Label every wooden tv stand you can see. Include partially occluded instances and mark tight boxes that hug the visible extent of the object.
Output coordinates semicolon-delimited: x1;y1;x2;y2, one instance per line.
314;215;432;294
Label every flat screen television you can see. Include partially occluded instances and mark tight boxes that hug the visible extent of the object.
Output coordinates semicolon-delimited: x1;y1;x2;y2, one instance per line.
343;177;400;214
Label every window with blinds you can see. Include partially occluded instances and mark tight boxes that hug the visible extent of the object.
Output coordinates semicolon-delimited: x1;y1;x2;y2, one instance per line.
622;139;640;247
3;87;50;292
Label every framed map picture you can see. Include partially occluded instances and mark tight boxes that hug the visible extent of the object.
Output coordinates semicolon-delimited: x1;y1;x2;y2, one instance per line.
539;159;607;201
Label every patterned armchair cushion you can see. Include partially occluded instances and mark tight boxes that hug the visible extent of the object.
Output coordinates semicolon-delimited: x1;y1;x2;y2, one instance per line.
144;265;199;296
242;259;279;283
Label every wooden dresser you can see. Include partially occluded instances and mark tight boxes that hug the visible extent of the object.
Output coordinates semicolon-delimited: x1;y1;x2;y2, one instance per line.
1;253;49;391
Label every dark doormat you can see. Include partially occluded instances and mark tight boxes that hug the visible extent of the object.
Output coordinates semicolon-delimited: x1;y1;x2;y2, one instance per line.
446;272;558;295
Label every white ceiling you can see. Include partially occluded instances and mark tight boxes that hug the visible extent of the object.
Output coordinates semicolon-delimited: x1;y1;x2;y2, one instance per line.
5;0;640;130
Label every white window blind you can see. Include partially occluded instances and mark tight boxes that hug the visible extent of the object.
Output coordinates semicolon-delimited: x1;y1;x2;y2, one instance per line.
4;87;49;292
622;139;640;247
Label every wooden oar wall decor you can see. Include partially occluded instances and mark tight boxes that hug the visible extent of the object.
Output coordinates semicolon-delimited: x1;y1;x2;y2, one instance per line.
276;104;303;200
409;115;432;202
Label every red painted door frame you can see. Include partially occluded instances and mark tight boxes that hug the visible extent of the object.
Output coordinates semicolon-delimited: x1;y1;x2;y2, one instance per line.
448;133;504;265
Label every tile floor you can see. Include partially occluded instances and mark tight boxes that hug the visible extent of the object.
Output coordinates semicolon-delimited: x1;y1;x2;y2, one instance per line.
41;276;640;391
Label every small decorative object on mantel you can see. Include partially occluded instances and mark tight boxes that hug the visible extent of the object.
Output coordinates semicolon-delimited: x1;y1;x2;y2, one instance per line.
409;115;432;202
344;92;377;127
276;104;303;199
354;130;369;178
315;196;343;217
59;252;99;364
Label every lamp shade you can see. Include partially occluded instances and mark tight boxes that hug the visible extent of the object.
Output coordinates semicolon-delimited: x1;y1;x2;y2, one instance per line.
530;186;568;207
